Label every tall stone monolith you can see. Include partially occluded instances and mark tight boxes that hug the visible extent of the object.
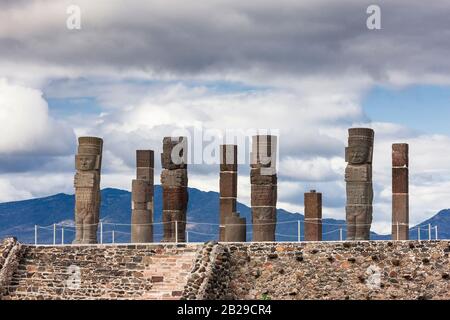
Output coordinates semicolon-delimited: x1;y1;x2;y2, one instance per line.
304;190;322;242
345;128;374;241
392;143;409;240
250;135;277;242
131;150;154;243
219;144;238;241
73;136;103;244
161;137;188;242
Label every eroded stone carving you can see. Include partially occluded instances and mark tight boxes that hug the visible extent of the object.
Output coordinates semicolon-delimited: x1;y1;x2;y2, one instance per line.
73;137;103;244
345;128;374;241
161;137;188;242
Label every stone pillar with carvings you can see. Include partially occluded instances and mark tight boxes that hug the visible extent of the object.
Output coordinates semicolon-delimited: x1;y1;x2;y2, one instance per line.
73;136;103;244
392;143;409;240
250;135;278;242
304;190;322;242
345;128;374;241
161;137;188;242
131;150;154;243
219;145;238;241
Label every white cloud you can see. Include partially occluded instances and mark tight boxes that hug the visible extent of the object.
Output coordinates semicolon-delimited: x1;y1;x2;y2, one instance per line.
0;79;75;156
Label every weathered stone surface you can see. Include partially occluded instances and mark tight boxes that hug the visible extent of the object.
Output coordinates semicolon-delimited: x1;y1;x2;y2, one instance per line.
251;136;277;242
226;241;450;300
392;143;409;241
224;214;246;243
345;165;372;182
162;187;188;211
304;191;322;242
161;137;187;170
219;145;238;242
251;185;277;207
161;137;189;243
131;150;154;243
74;136;103;244
345;128;374;241
392;143;409;167
252;207;276;242
2;240;450;300
392;168;409;194
346;182;374;204
160;169;188;187
219;172;237;198
1;243;199;300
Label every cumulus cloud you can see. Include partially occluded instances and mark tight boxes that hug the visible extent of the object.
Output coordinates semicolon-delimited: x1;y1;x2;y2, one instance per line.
1;0;450;89
0;79;76;176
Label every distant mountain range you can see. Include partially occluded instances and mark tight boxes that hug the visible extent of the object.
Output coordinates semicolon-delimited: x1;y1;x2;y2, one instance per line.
0;187;448;244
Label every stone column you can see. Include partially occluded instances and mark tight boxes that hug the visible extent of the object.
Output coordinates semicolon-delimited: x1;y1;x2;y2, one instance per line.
392;143;409;240
224;212;246;242
161;137;188;242
131;150;154;243
345;128;374;241
250;135;277;242
73;136;103;244
304;190;322;242
219;145;237;241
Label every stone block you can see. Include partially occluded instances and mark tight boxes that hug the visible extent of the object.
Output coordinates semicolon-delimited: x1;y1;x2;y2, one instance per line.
392;143;409;167
392;168;409;194
132;180;151;203
346;182;373;205
163;187;188;211
345;164;372;182
220;172;237;198
251;184;277;207
136;150;154;168
161;169;188;187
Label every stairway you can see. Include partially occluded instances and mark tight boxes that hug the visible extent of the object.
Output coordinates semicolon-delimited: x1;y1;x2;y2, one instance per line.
2;243;200;300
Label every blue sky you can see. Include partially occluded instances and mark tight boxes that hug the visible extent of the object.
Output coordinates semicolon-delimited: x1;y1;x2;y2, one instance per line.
363;85;450;135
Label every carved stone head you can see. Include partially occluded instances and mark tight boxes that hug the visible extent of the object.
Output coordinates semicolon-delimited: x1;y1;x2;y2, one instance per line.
346;146;372;164
346;128;374;164
76;155;99;171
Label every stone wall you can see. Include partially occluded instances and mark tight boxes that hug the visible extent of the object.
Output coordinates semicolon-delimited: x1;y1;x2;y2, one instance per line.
0;238;23;297
1;243;200;300
182;241;231;300
1;239;449;300
0;238;17;270
226;241;450;300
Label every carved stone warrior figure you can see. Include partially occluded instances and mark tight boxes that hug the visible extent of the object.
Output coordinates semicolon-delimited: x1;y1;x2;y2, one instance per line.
161;137;188;242
250;135;278;242
73;136;103;244
131;150;154;243
345;128;374;241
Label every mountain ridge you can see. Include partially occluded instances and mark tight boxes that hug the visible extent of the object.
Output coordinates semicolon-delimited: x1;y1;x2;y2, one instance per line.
0;187;448;243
